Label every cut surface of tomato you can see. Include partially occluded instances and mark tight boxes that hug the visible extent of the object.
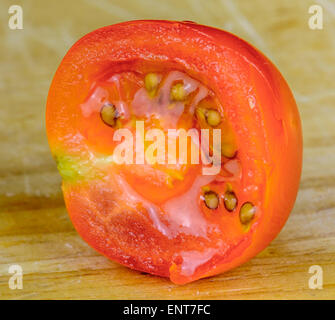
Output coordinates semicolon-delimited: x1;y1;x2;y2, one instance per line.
46;20;302;284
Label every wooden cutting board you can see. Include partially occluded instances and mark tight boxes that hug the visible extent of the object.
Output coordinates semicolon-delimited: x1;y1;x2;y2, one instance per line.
0;0;334;299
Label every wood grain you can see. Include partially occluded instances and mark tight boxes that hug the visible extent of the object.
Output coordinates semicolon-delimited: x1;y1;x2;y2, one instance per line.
0;0;334;299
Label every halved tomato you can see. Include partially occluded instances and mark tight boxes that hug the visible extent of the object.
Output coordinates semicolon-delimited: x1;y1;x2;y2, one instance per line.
46;20;302;284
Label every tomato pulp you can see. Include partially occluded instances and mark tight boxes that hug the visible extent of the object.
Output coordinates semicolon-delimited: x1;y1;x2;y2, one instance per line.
46;20;302;284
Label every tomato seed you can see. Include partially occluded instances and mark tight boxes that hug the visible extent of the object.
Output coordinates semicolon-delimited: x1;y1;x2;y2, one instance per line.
239;202;256;224
206;109;221;127
221;143;237;158
204;191;219;209
144;73;159;93
100;103;118;127
170;83;186;101
224;191;237;211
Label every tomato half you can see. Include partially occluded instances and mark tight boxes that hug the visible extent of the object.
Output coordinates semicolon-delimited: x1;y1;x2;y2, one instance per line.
46;20;302;284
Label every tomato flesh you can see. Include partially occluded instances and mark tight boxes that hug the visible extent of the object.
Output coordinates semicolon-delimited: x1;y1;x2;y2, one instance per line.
46;21;302;284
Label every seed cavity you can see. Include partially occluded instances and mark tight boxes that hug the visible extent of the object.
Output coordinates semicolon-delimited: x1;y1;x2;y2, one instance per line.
100;103;118;127
239;202;256;225
206;109;221;127
204;191;219;210
170;83;186;101
224;191;237;211
145;73;159;95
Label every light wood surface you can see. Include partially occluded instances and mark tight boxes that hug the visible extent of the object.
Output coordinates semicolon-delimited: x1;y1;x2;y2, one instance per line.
0;0;334;299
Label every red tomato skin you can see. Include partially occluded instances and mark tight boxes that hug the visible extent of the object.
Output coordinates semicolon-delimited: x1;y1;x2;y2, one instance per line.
46;21;302;284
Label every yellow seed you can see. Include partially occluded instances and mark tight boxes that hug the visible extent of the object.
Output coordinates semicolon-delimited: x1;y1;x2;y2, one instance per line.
224;191;237;211
221;143;237;158
204;191;219;209
170;83;186;101
144;73;159;93
201;185;211;193
100;104;117;127
226;183;233;192
239;202;256;224
206;109;221;127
